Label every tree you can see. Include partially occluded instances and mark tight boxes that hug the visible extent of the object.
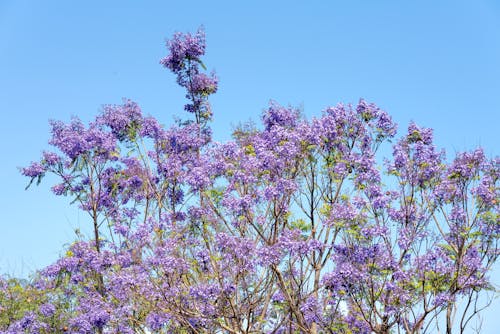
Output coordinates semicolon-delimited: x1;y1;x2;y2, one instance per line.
4;27;499;334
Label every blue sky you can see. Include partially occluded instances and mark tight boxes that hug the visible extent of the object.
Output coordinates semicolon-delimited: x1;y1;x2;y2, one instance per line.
1;0;499;331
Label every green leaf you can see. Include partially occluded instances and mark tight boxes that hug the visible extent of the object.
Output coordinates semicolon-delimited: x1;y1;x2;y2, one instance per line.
195;58;207;70
291;218;311;232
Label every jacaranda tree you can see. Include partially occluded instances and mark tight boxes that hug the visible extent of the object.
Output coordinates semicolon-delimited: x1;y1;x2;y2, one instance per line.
2;27;499;334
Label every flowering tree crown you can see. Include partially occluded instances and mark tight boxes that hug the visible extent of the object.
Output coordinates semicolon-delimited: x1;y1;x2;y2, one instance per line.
3;27;499;334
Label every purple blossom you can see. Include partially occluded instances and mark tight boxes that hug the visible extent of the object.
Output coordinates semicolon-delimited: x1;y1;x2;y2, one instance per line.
140;116;163;138
51;183;65;195
257;244;283;266
146;312;170;331
49;118;117;160
190;72;218;95
21;161;46;177
98;99;143;141
300;297;321;325
42;151;60;166
39;303;56;317
262;101;300;130
160;28;206;72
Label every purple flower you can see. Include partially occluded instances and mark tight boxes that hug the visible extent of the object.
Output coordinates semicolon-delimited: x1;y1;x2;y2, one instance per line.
39;303;56;317
42;151;60;166
160;28;206;72
190;72;218;95
49;118;117;160
146;312;170;331
21;161;46;177
262;101;300;130
51;183;65;195
98;99;143;141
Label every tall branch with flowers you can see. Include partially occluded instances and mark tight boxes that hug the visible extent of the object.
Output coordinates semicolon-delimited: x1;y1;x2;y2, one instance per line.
160;27;217;143
1;27;498;334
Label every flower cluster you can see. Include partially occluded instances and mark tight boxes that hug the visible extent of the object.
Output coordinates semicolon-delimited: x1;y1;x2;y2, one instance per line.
160;26;217;138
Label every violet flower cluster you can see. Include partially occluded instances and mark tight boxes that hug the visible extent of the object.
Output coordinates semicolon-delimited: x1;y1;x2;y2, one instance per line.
4;28;499;334
160;27;217;143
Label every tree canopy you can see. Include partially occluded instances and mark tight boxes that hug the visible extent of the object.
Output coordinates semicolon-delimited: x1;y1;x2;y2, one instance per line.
2;27;499;334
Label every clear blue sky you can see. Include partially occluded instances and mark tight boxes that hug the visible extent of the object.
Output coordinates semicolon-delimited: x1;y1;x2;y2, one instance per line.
1;0;499;331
